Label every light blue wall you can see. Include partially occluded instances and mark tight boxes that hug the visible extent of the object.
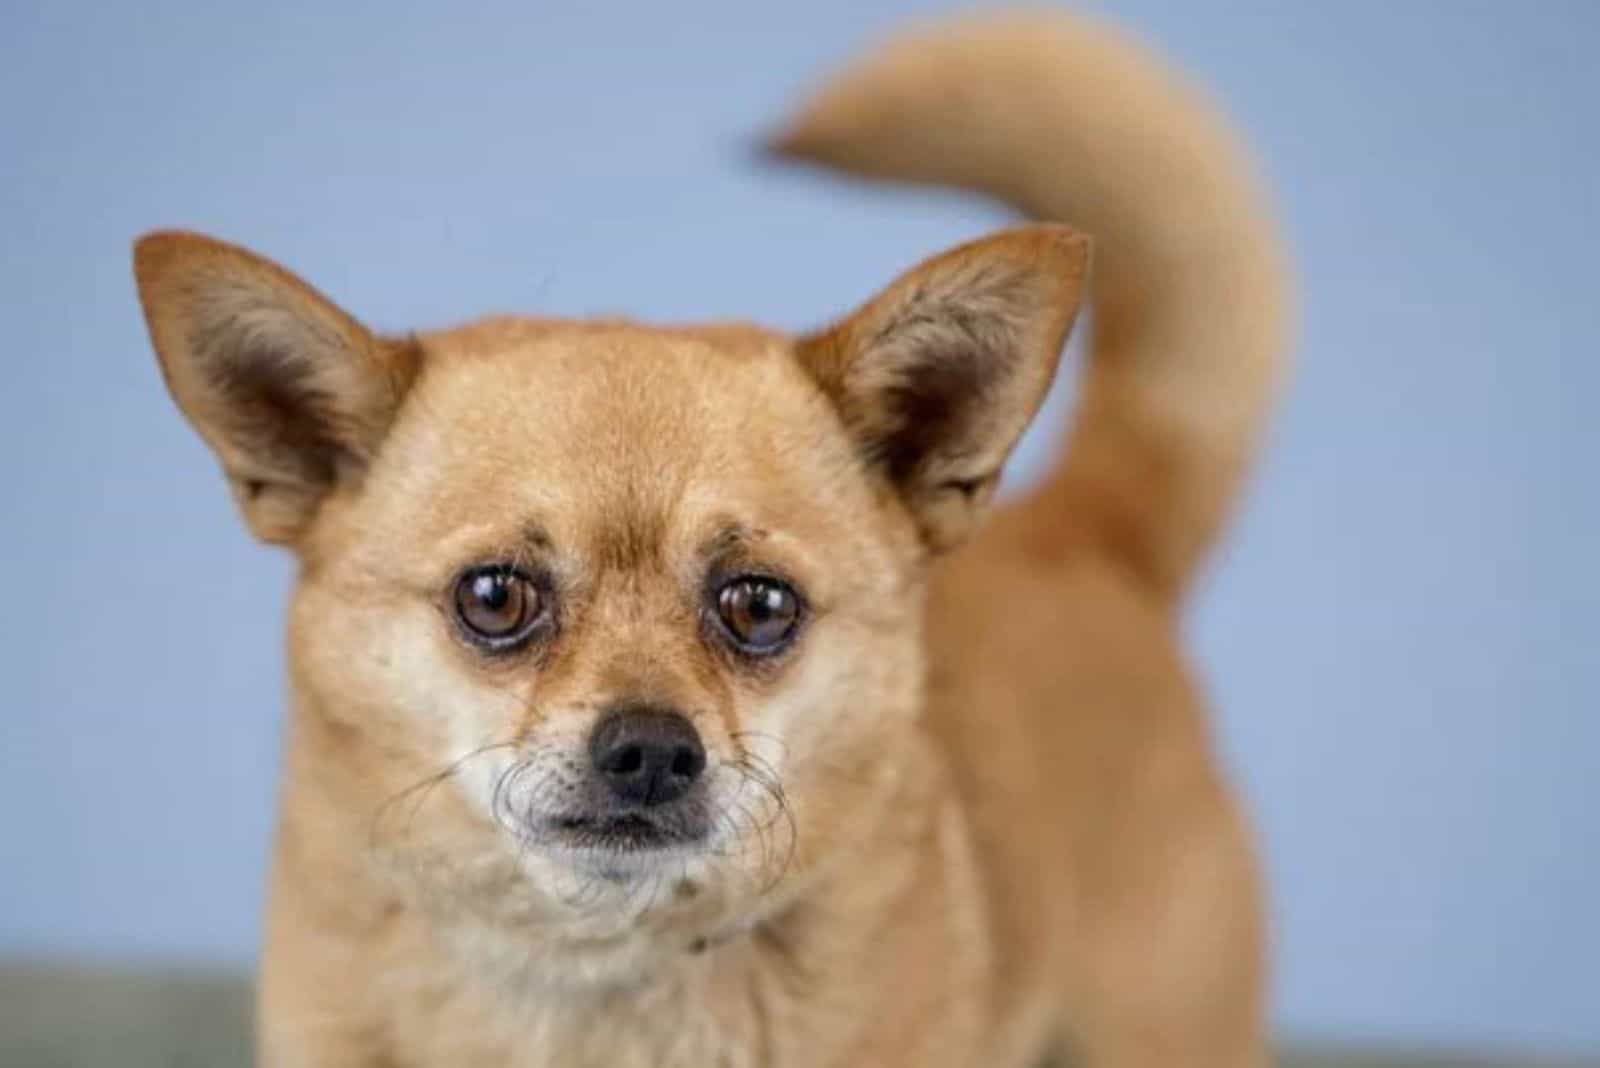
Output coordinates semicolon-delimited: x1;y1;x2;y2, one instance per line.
2;0;1595;1054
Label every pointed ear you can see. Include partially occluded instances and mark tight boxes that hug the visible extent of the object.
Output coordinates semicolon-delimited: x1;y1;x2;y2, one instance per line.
796;225;1089;551
133;231;420;545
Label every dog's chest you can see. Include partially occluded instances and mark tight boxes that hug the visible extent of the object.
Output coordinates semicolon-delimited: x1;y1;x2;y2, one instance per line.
506;990;763;1068
393;943;777;1068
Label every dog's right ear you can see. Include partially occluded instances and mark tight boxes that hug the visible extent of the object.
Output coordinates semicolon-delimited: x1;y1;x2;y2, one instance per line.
133;231;420;545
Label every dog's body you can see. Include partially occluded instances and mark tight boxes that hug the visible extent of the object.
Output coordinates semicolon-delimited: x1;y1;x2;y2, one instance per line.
134;12;1288;1068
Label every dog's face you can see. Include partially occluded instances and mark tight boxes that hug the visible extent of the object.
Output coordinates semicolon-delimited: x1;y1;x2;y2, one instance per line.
133;228;1086;935
289;317;933;905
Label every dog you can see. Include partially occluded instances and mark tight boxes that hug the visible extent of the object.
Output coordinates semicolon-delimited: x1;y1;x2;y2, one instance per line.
133;10;1289;1067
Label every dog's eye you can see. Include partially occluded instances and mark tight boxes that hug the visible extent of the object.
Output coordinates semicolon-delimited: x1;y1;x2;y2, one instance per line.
453;567;544;648
715;577;801;653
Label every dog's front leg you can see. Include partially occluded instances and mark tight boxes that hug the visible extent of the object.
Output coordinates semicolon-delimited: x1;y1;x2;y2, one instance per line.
256;920;399;1068
253;828;412;1068
257;962;395;1068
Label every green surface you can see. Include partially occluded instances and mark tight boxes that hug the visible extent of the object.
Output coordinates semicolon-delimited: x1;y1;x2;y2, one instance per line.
0;966;251;1068
0;965;1586;1067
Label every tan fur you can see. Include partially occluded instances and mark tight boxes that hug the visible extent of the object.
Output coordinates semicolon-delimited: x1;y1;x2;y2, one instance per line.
132;10;1288;1068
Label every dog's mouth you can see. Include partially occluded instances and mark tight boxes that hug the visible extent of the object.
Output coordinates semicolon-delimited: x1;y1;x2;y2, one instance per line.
545;810;708;853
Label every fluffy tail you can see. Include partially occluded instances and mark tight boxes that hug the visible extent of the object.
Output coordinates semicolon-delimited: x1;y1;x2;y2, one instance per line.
767;11;1292;598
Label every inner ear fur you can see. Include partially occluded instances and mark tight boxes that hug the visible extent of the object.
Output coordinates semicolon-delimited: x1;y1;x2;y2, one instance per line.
132;231;420;545
796;224;1090;552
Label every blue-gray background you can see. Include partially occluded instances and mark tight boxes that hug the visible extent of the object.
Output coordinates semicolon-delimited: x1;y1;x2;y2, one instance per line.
3;0;1595;1055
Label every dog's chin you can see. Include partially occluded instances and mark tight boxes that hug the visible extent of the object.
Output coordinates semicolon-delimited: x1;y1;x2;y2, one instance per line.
538;810;713;880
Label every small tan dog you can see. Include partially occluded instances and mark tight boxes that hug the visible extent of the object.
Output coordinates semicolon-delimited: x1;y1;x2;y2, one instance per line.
134;11;1288;1067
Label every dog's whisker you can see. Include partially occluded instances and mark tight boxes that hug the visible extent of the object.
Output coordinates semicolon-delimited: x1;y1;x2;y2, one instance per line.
369;740;519;854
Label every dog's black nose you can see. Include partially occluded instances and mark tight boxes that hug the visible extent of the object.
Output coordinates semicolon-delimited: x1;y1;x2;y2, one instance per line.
589;706;706;807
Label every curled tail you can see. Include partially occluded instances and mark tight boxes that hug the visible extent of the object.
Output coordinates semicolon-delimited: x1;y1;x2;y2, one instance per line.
767;11;1293;599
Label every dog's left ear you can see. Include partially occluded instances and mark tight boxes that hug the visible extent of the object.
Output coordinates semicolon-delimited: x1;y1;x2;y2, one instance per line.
797;225;1090;551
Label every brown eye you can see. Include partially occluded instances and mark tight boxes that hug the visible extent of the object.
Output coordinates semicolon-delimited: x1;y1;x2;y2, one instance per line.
715;577;802;653
453;567;544;648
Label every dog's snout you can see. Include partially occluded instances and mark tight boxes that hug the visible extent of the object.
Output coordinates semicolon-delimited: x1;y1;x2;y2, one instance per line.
589;705;706;807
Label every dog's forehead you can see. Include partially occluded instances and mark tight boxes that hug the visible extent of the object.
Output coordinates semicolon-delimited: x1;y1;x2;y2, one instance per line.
361;317;865;561
412;318;810;476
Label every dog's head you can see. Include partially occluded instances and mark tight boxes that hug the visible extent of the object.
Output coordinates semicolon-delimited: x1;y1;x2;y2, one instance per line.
133;228;1086;940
